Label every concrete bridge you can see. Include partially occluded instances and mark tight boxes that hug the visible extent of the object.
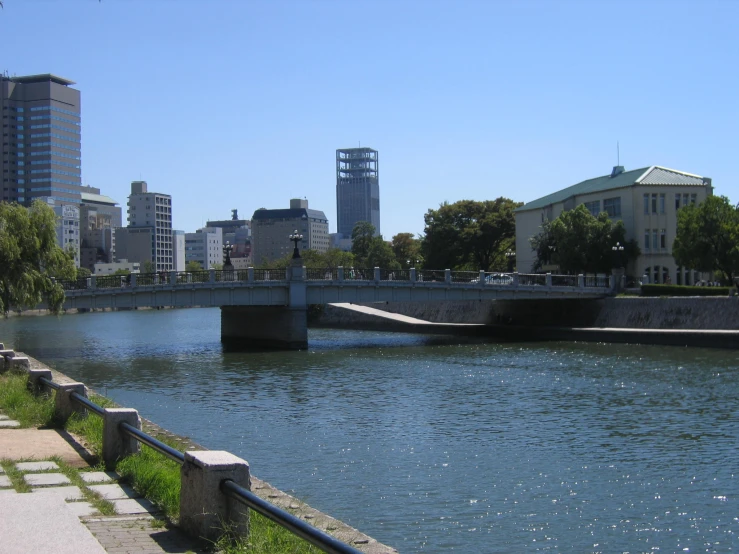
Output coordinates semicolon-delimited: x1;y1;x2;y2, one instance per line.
58;264;614;349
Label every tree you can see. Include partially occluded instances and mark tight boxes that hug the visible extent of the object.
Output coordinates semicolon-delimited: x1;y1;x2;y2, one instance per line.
76;267;92;279
351;221;377;267
367;239;401;270
421;198;521;271
673;195;739;284
391;233;423;268
530;204;639;274
0;200;76;315
113;268;131;276
185;261;203;272
141;261;155;274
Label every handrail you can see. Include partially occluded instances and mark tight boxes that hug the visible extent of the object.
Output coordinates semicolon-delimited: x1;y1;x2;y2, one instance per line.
70;391;105;416
38;376;60;391
220;479;364;554
61;384;363;553
119;421;185;464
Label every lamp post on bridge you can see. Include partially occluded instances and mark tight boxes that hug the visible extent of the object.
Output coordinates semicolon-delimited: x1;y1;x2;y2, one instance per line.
289;230;304;259
505;250;516;273
223;241;234;281
612;241;625;290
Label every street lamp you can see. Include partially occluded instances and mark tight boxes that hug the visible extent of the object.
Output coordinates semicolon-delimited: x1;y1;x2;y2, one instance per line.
406;258;420;269
223;241;234;269
505;250;516;272
612;242;625;268
289;230;304;259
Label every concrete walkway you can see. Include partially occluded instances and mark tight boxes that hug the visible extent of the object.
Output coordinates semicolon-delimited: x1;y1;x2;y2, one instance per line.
0;411;207;554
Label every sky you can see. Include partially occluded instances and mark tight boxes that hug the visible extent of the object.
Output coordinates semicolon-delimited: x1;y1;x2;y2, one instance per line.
2;0;738;239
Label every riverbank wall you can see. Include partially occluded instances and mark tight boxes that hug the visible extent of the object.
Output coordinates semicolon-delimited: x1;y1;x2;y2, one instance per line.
331;297;739;330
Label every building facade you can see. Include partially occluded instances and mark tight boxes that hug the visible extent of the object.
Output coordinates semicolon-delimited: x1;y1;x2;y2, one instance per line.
50;201;80;267
251;199;329;265
2;74;82;206
79;191;121;272
184;227;223;269
172;230;186;272
122;181;173;271
206;209;252;265
515;165;714;285
336;147;380;238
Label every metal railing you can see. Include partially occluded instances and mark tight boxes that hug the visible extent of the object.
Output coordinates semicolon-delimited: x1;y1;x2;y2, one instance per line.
551;275;578;287
518;273;547;286
49;384;360;553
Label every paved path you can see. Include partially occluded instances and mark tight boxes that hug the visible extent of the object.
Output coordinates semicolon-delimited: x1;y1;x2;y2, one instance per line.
0;410;207;554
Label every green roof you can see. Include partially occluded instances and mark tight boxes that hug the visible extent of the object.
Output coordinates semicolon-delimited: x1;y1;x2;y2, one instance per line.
517;167;650;212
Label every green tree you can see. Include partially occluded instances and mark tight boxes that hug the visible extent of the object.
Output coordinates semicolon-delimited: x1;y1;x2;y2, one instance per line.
0;200;76;315
673;195;739;284
113;268;131;276
185;261;203;272
322;248;354;271
367;239;401;270
421;198;521;270
530;204;639;274
76;267;92;279
351;221;377;267
141;260;155;274
391;233;423;268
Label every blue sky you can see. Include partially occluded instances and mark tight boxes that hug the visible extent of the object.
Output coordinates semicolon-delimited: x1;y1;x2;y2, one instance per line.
3;0;737;239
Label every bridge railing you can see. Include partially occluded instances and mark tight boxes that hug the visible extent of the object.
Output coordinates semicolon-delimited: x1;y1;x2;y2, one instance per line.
585;274;610;287
306;268;338;281
379;269;411;281
254;268;286;281
518;273;547;286
551;274;578;287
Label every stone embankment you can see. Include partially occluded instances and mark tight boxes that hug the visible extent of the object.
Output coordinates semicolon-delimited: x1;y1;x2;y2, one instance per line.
314;297;739;348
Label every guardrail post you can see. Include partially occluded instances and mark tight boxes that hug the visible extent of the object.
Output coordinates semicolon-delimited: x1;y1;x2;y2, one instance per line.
445;269;451;284
130;273;137;287
209;269;216;284
180;451;250;542
578;274;585;288
337;266;344;281
247;267;254;283
374;267;381;282
103;408;141;470
27;368;52;395
5;353;30;373
546;273;552;288
55;383;87;422
410;268;417;282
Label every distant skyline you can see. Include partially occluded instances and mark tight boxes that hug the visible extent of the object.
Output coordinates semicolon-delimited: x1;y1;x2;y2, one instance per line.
2;0;737;240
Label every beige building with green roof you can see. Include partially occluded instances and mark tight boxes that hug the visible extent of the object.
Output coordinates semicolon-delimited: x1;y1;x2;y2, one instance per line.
515;165;713;285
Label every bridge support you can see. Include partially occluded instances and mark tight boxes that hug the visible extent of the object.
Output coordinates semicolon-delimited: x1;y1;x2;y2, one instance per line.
220;306;308;350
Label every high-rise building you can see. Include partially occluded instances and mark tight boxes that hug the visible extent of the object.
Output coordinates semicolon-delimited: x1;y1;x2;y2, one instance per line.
1;74;82;206
115;181;173;271
251;199;329;265
206;209;252;265
172;230;186;272
79;190;122;272
185;227;223;270
336;147;380;237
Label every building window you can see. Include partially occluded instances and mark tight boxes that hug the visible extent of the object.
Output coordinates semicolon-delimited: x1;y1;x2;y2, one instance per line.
644;194;649;215
652;229;658;250
651;194;658;214
660;229;666;249
691;193;697;205
644;229;650;250
659;194;666;214
584;200;600;217
683;193;689;206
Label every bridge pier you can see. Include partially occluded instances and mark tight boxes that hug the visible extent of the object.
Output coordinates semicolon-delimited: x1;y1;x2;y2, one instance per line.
220;306;308;350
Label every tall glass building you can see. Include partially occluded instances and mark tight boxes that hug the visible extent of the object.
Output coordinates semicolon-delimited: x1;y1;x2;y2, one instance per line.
336;147;380;237
1;73;82;206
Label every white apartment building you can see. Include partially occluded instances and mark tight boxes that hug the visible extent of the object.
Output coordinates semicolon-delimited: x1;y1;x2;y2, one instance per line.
172;230;186;272
125;181;173;271
515;165;713;285
185;227;223;269
50;202;80;267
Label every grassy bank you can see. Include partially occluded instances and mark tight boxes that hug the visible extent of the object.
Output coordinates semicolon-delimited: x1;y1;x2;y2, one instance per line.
0;372;320;553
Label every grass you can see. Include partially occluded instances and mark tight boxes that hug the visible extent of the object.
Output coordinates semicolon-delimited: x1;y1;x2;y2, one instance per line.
0;372;329;553
0;373;56;427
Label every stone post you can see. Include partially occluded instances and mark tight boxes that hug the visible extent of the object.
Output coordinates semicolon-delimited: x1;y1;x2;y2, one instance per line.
180;451;250;542
512;272;519;287
445;269;451;284
410;268;417;282
170;271;178;286
209;269;216;284
609;274;616;291
546;273;553;288
247;267;254;283
337;266;344;281
374;267;381;282
7;356;30;373
0;350;14;374
55;383;87;422
578;274;585;288
88;276;95;290
103;408;141;470
130;273;137;287
479;270;486;286
27;368;52;396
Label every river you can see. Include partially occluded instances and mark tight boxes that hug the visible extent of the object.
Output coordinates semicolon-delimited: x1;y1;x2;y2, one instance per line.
1;307;737;553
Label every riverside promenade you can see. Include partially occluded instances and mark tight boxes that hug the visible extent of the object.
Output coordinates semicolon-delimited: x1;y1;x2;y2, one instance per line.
0;350;397;554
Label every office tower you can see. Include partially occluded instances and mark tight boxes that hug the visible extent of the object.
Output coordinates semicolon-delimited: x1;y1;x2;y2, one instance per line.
184;227;223;270
115;181;173;272
251;199;329;265
1;74;82;205
336;147;380;237
79;190;122;271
